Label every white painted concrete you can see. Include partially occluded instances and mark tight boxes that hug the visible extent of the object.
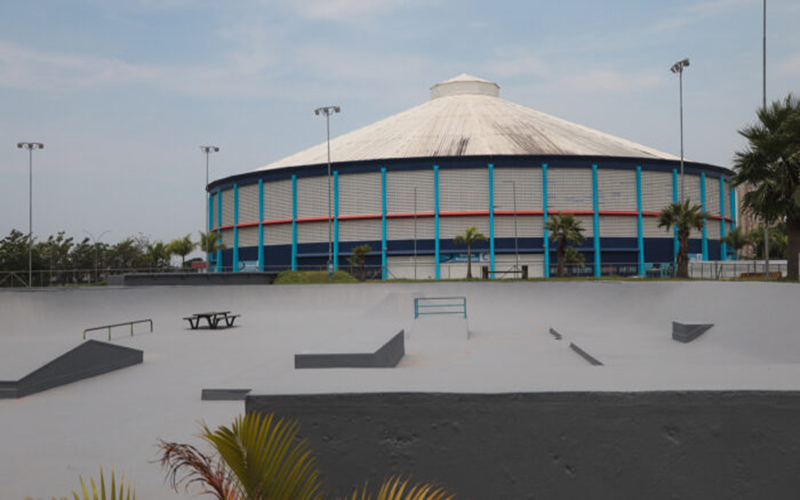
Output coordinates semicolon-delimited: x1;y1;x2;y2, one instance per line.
1;281;798;498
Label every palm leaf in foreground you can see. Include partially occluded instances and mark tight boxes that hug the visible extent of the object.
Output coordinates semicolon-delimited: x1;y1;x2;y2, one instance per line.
27;468;135;500
345;476;455;500
157;440;238;500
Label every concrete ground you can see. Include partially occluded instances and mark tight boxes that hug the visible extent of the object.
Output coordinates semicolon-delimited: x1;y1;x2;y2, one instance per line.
1;281;798;498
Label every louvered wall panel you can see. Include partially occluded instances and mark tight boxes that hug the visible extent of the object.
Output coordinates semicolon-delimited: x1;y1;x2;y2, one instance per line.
210;192;218;230
265;224;292;246
494;216;542;238
221;189;235;226
493;168;542;211
723;180;734;219
386;170;435;214
298;222;329;244
547;169;593;211
641;171;674;212
643;218;670;238
221;228;234;248
297;176;330;219
239;185;260;224
685;175;702;207
598;169;636;212
707;223;721;240
439;216;490;239
571;215;594;237
239;227;260;247
439;169;489;212
706;179;721;216
598;216;638;238
387;218;435;240
339;220;381;242
339;173;381;216
265;180;292;221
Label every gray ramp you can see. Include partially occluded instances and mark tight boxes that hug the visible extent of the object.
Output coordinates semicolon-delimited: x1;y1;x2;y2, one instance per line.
673;322;714;343
295;329;405;369
0;340;143;399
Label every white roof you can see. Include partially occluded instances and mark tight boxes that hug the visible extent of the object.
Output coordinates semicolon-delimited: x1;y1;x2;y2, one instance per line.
255;74;678;172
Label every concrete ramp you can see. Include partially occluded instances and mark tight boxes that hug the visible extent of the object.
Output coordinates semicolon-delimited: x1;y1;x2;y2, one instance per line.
295;326;405;369
673;322;714;343
408;316;470;341
0;340;143;399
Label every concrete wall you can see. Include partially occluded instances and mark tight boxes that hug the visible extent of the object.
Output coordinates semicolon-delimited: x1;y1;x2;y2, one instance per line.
248;391;800;499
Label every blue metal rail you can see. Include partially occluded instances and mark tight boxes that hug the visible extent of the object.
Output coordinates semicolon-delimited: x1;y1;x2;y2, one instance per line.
414;297;467;319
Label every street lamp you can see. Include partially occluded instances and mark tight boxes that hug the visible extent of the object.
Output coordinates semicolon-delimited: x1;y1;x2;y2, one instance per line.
201;146;219;272
503;180;520;271
314;106;341;275
83;229;111;283
670;58;690;201
17;142;44;287
762;0;770;278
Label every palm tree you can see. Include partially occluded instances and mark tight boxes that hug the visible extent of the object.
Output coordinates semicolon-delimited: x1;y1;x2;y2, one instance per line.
658;200;706;278
720;226;751;260
733;93;800;280
348;244;372;281
199;231;227;268
564;246;585;277
546;214;585;278
168;234;195;269
148;240;174;271
158;413;454;500
453;226;487;279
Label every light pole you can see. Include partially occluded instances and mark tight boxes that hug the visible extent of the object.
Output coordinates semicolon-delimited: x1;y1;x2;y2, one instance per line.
670;58;690;201
314;106;341;275
17;142;43;287
503;180;520;271
762;0;770;279
201;146;219;272
83;229;111;283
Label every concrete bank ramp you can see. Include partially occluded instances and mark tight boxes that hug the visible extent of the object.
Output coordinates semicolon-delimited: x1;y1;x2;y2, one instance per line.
294;322;405;369
363;291;424;320
408;315;470;341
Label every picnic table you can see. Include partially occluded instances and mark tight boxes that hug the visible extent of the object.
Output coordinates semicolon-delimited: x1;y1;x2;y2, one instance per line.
184;311;240;330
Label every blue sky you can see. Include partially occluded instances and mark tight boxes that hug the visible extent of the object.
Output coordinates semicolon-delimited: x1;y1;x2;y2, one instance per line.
1;0;798;247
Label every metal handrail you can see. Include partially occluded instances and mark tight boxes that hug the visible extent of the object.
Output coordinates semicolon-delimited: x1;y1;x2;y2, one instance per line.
83;319;153;341
414;297;467;319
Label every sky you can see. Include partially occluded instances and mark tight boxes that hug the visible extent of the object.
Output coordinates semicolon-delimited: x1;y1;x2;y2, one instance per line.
1;0;798;249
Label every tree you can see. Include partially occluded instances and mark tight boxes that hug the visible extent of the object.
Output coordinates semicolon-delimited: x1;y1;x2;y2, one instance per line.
168;234;194;269
200;231;226;254
546;214;585;278
720;226;751;260
348;244;372;281
147;240;173;271
453;226;488;279
747;222;788;260
732;93;800;279
657;200;706;278
564;246;585;276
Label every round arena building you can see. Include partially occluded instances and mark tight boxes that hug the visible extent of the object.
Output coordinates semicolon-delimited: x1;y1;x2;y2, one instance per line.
208;74;737;279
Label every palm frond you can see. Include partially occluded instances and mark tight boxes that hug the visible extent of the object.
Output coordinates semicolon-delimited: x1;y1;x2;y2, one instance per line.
27;468;135;500
344;476;455;500
157;440;238;500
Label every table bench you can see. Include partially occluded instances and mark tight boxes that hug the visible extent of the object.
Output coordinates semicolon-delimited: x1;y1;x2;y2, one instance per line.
184;311;240;330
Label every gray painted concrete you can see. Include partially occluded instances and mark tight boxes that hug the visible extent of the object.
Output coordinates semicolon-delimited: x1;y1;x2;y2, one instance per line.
109;272;277;286
248;391;800;499
295;330;405;369
673;321;715;343
569;342;604;365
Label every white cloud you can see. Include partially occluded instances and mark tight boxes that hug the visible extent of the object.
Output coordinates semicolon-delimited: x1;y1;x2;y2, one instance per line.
779;54;800;76
649;0;752;33
559;68;664;94
288;0;419;21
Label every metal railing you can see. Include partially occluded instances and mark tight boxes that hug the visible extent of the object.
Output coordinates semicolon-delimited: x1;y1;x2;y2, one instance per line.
414;297;467;319
83;319;153;341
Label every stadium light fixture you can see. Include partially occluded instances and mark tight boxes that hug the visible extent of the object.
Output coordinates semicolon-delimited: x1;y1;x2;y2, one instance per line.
314;106;341;276
17;142;44;287
670;58;690;202
201;146;219;272
83;229;111;283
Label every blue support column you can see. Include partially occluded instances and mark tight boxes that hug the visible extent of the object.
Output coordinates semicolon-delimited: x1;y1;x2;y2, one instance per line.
434;165;440;280
258;179;264;272
333;171;339;270
701;172;709;261
672;169;679;263
592;164;600;277
233;183;240;273
381;167;387;280
542;164;550;278
719;176;727;261
291;175;298;271
208;191;214;271
488;163;495;278
216;190;222;273
730;180;738;260
636;166;645;277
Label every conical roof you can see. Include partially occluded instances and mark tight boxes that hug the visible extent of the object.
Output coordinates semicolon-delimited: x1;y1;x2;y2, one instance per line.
255;75;677;171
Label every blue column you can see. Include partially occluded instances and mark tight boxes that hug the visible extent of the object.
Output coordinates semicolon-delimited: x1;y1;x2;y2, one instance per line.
233;183;240;272
291;175;298;271
592;164;600;277
333;171;339;270
488;163;495;278
701;172;708;261
258;179;264;272
636;166;645;277
434;165;440;280
729;180;738;260
381;167;387;280
542;164;550;278
672;169;679;263
208;191;214;271
216;190;222;273
719;176;727;261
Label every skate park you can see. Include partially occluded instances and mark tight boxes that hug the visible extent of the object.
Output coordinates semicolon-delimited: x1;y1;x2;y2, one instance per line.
2;280;800;499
